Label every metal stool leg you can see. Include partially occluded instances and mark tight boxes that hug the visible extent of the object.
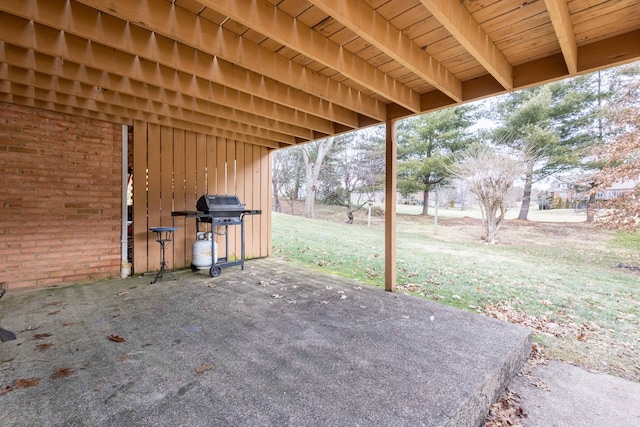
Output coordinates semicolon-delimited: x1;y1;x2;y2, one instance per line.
149;228;179;284
151;240;167;284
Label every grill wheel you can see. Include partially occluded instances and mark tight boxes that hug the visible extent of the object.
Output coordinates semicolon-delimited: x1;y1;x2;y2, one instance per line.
210;265;222;278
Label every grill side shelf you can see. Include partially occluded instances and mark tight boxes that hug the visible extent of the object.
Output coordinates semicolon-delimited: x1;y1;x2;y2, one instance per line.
172;210;201;218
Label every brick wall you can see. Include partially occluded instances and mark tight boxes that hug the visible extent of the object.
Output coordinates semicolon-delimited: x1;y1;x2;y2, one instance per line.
0;102;122;289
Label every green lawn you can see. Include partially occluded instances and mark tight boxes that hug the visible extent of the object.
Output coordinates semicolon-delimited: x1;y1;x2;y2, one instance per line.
272;207;640;381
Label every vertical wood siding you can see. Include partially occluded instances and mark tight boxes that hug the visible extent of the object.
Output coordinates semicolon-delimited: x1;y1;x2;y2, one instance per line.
132;122;271;274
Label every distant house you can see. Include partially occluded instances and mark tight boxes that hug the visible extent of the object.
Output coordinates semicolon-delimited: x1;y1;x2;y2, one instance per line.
595;180;639;201
545;178;639;209
545;180;572;209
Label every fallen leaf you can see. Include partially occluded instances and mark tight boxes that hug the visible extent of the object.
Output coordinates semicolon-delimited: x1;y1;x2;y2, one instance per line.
44;301;62;307
0;385;14;396
36;343;54;351
485;388;527;426
108;334;126;343
14;378;41;389
33;333;52;340
195;363;213;375
117;291;128;296
51;368;74;380
62;323;74;327
48;310;61;316
119;354;131;362
259;280;269;286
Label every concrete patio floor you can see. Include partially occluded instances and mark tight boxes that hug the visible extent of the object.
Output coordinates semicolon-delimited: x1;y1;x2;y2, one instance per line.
0;258;531;426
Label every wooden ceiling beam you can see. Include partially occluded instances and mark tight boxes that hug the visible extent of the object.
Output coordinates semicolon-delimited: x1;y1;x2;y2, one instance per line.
0;13;340;136
0;65;296;145
419;0;513;90
0;80;284;148
543;0;578;74
73;0;385;122
0;91;133;126
0;43;312;141
308;0;462;103
0;2;359;130
199;0;421;113
577;29;640;73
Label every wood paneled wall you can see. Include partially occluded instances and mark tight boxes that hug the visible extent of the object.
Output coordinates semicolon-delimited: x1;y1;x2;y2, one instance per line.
132;121;272;274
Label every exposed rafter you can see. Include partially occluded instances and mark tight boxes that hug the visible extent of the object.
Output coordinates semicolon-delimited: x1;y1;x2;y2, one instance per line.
2;64;298;144
0;43;313;141
0;0;639;148
73;0;386;122
419;0;513;90
543;0;578;74
0;0;359;131
308;0;462;103
199;0;422;113
0;83;283;148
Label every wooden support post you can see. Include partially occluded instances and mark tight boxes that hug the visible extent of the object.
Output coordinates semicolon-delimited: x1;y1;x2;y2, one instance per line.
385;118;397;292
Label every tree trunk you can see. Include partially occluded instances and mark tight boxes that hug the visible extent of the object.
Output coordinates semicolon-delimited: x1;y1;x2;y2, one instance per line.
586;191;596;223
272;178;281;213
518;162;534;220
345;190;353;223
304;179;315;218
302;138;335;218
421;187;429;215
484;203;505;244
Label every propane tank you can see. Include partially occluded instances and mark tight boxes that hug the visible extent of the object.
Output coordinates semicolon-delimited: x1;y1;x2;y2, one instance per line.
192;232;218;269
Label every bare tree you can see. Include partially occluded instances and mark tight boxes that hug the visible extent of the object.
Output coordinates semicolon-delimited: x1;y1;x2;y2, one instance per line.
453;145;525;244
301;137;335;218
323;129;385;223
272;147;304;214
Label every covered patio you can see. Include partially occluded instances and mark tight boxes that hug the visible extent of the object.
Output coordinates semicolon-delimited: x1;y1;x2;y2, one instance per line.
1;0;639;290
0;1;638;424
0;258;530;426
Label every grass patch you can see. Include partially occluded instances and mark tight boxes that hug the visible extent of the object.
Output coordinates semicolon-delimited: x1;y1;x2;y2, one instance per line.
272;206;640;382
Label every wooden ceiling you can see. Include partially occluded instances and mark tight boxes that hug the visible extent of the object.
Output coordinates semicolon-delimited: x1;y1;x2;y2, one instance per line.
1;0;639;149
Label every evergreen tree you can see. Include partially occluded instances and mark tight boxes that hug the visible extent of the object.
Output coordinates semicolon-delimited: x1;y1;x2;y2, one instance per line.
492;73;608;220
397;106;476;215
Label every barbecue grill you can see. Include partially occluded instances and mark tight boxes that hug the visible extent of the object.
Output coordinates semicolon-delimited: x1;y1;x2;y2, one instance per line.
173;195;261;277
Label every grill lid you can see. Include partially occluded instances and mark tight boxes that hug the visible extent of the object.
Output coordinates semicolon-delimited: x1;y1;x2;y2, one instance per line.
196;194;245;216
